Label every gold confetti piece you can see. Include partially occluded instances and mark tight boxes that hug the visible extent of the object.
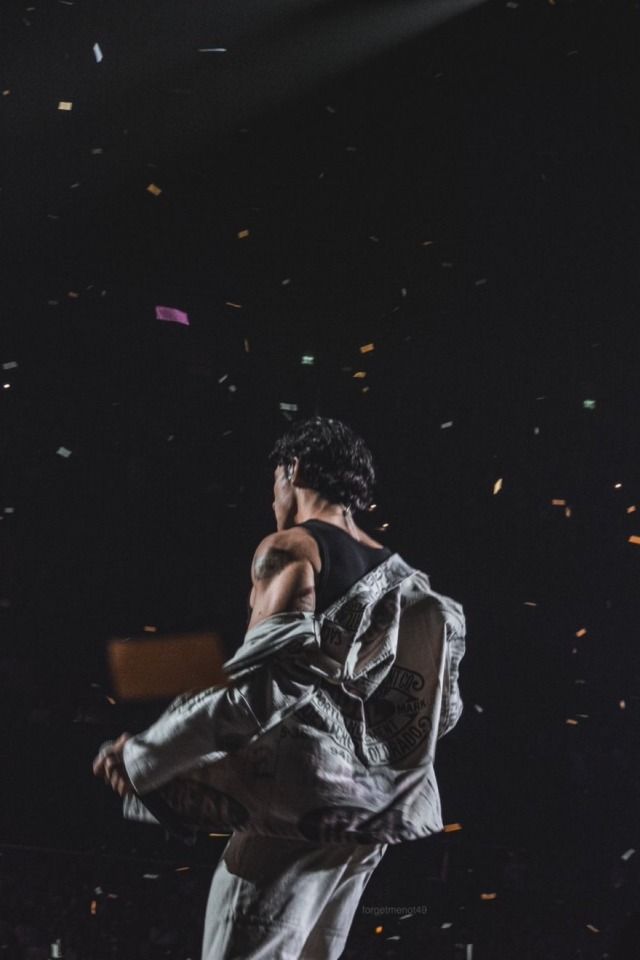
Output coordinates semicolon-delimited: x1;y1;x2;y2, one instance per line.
143;625;157;633
244;339;250;353
443;822;463;833
146;183;162;197
627;506;637;514
237;229;250;239
225;302;242;309
586;924;600;934
360;343;375;354
566;719;578;725
353;371;367;379
68;291;79;299
629;536;640;546
493;478;503;495
374;926;383;935
565;507;572;518
362;386;370;393
480;893;497;901
551;499;566;506
90;900;97;915
58;101;73;111
576;628;587;638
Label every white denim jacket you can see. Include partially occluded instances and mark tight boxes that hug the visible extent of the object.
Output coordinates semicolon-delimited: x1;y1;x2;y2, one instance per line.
119;552;466;845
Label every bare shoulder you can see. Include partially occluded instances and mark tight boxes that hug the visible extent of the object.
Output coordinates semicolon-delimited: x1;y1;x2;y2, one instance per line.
251;528;320;582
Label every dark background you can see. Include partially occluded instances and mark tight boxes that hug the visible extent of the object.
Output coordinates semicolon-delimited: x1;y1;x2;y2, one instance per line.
1;0;639;956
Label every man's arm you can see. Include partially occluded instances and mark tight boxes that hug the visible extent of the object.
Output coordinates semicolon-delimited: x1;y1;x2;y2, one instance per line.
247;532;316;631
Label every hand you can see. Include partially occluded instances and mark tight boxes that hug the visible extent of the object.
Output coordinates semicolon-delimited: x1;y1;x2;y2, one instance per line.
92;732;135;798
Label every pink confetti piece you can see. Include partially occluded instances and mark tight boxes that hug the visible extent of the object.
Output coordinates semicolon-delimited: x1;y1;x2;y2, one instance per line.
155;305;190;326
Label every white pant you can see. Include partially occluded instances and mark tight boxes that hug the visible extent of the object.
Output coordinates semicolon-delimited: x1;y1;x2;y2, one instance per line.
201;832;387;960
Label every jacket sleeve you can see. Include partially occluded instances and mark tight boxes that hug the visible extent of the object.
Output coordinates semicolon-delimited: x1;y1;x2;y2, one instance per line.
437;618;466;740
122;636;319;796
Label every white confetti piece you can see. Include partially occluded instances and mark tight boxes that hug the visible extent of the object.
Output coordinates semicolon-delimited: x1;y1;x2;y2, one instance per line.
440;421;454;429
93;43;103;63
2;384;10;391
2;361;18;370
441;922;453;929
475;278;488;285
281;278;292;286
198;47;228;53
58;101;73;111
279;402;298;412
142;874;160;880
155;305;189;326
325;105;336;114
493;478;503;495
56;446;72;458
474;704;484;713
621;849;635;861
4;507;15;514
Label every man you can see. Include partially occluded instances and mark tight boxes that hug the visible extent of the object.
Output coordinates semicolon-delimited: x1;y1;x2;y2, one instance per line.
94;416;466;960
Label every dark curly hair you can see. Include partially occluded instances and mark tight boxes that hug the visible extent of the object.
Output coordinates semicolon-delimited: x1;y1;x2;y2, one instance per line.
268;417;376;513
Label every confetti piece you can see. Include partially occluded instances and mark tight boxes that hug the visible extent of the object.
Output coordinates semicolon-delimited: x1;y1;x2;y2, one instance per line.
360;343;375;354
90;900;97;915
614;483;623;489
146;183;162;196
175;866;190;873
225;302;243;309
281;278;292;286
58;101;73;111
143;625;158;633
586;924;599;934
279;402;298;412
443;823;463;833
475;278;488;285
533;426;540;435
441;922;453;929
4;508;14;514
524;601;537;607
142;874;160;880
237;229;250;239
566;719;578;726
374;926;384;935
301;355;315;365
198;47;228;52
583;399;596;410
621;849;635;861
362;386;370;393
244;339;250;353
2;90;10;96
155;305;189;326
209;832;232;837
629;536;640;546
218;374;229;383
474;704;484;713
56;446;72;458
421;240;434;246
228;384;237;393
565;507;572;518
576;628;587;638
106;696;116;705
93;43;103;63
368;236;380;243
480;893;497;900
627;505;636;514
368;504;377;511
506;1;519;7
2;361;18;370
353;371;367;379
493;478;503;495
440;421;454;429
325;105;336;114
620;700;626;709
551;499;566;506
3;384;10;390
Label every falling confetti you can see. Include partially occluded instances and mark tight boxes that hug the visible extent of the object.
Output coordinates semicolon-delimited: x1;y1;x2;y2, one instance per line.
301;355;315;365
360;343;375;353
57;101;73;111
551;499;566;506
93;43;103;63
440;421;454;429
2;361;18;370
146;183;162;196
56;447;72;458
353;371;367;379
155;305;189;326
237;229;250;239
583;399;596;410
629;536;640;546
575;628;587;638
493;478;503;495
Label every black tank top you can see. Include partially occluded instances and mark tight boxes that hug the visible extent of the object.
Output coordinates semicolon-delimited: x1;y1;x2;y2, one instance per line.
296;519;392;613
